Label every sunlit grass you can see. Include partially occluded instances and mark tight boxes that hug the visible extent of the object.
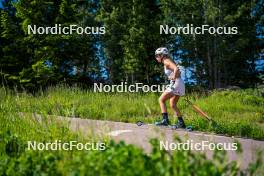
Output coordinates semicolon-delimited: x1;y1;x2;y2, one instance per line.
0;86;263;175
1;85;264;139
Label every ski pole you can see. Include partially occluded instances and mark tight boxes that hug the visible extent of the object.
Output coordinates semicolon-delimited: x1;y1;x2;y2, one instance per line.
184;98;212;121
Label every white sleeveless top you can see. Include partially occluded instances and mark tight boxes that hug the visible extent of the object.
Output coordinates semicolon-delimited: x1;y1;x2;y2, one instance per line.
164;66;182;79
164;66;185;96
164;66;173;77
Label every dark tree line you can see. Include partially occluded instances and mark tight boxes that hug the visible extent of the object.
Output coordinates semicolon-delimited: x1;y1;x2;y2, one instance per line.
0;0;263;90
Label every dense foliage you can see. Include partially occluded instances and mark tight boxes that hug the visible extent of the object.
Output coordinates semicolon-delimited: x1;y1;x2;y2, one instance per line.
0;0;263;90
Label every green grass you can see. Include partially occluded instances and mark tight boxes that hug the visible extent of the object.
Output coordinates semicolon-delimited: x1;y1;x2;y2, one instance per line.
1;85;264;139
0;86;264;175
0;112;262;175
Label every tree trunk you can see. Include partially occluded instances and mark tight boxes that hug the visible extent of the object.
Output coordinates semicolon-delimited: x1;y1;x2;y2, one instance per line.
213;19;218;89
207;43;213;89
204;0;213;89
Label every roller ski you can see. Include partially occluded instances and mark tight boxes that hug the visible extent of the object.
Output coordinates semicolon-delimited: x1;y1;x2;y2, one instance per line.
136;119;193;132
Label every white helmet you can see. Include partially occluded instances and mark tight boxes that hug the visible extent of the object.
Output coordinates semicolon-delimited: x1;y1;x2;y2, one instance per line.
155;47;169;56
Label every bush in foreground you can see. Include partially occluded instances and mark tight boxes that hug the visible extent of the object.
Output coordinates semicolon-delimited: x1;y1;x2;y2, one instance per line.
0;133;263;176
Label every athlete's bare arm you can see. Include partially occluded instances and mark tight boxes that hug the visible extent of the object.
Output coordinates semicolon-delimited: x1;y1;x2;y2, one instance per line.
163;58;180;80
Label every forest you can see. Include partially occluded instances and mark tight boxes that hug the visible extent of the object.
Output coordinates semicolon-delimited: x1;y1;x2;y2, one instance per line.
0;0;263;91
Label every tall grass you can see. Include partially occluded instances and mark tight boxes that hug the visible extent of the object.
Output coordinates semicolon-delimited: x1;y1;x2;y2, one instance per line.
0;86;263;175
0;111;263;175
1;85;264;139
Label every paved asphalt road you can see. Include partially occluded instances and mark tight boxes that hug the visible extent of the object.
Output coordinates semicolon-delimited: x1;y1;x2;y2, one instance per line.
59;117;264;170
